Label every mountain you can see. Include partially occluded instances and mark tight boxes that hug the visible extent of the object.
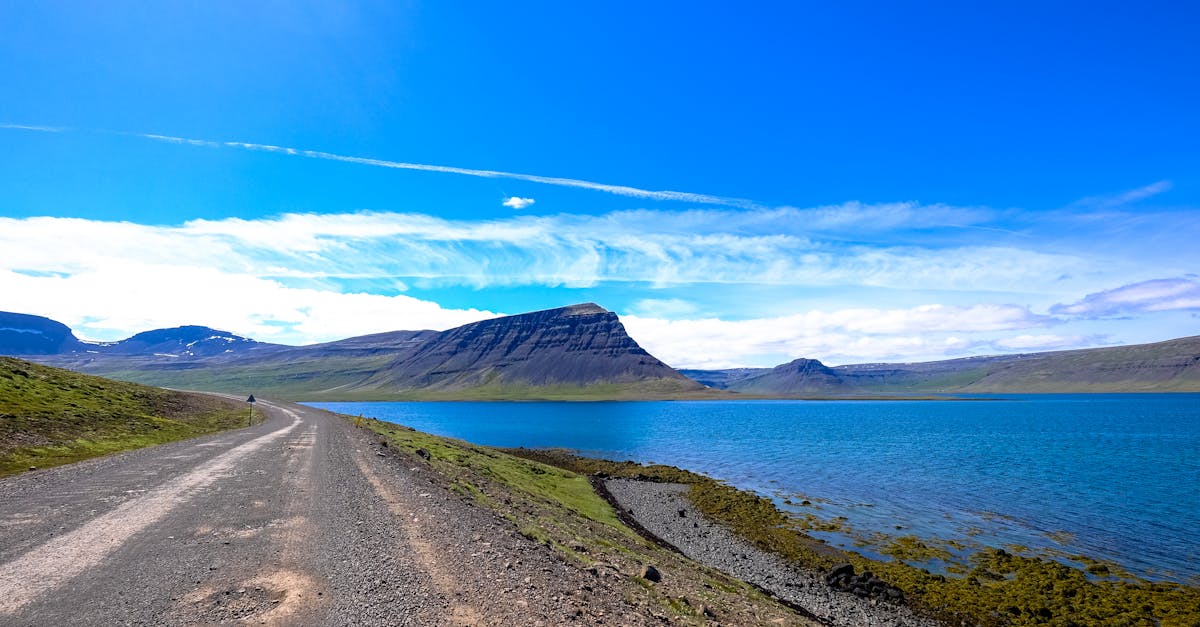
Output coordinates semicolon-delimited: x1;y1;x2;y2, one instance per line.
725;358;854;395
102;325;265;357
346;303;701;395
686;336;1200;394
0;312;273;359
5;304;702;399
0;312;85;355
677;367;770;389
7;307;1197;397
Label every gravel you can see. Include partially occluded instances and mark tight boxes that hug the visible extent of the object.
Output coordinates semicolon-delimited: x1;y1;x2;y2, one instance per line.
605;478;940;627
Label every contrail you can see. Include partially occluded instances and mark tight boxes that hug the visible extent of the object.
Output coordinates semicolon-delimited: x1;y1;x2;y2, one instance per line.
0;123;68;132
3;123;758;207
139;132;760;208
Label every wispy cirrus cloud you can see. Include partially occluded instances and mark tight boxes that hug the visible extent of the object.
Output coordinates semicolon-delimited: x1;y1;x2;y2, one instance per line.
137;132;761;208
166;209;1087;291
1073;180;1173;209
2;124;762;207
1050;277;1200;317
0;123;68;132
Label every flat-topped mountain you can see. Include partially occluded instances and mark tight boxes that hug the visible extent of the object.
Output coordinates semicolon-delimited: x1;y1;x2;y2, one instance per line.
4;304;702;399
351;303;700;394
6;307;1198;397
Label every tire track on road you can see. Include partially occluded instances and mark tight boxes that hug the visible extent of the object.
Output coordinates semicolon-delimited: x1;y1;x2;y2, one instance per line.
0;407;302;616
351;450;485;626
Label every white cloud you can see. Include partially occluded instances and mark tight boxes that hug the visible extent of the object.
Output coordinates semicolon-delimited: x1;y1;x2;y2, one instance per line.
992;334;1094;351
630;299;700;318
0;264;495;344
145;210;1086;292
622;303;1047;368
502;196;536;210
1050;278;1200;317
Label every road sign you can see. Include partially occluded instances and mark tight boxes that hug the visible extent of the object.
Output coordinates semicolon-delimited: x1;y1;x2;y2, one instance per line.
246;394;256;403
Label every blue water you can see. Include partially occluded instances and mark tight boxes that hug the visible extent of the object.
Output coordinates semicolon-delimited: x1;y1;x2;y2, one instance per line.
309;395;1200;582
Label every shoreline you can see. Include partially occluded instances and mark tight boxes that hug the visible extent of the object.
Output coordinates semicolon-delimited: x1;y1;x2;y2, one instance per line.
508;448;1200;626
600;477;934;627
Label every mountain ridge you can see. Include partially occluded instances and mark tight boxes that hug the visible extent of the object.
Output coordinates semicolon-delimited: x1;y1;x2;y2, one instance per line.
0;305;703;399
690;335;1200;394
2;309;1197;396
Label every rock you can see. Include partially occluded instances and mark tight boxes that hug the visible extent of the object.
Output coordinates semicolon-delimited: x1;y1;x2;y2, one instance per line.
415;448;431;460
638;564;662;583
677;509;687;518
698;604;715;618
379;440;388;447
825;563;855;585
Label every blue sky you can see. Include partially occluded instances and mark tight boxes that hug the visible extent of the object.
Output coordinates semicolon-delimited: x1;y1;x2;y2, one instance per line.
2;1;1198;368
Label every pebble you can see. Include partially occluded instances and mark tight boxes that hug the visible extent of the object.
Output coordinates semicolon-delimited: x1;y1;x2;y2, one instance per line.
605;478;936;627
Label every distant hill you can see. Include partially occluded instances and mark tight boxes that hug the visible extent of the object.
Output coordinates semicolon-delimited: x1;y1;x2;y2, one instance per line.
677;367;770;389
687;336;1200;394
0;312;276;359
103;325;266;357
725;358;855;395
0;312;85;355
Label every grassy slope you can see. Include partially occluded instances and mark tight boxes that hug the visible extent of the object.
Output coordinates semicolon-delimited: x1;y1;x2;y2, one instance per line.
0;357;247;477
354;416;814;625
513;450;1200;627
82;358;728;401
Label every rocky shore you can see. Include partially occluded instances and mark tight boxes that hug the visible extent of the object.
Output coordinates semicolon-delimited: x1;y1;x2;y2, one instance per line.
604;478;937;627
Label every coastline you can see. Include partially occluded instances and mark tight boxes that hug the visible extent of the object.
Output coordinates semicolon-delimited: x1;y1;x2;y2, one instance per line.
602;478;935;627
508;448;1200;626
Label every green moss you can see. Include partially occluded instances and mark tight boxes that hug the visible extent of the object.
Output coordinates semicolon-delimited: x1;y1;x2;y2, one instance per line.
0;357;247;476
355;420;808;625
882;535;954;563
511;448;1200;627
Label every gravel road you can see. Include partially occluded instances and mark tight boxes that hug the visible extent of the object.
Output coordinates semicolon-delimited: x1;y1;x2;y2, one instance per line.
0;399;656;626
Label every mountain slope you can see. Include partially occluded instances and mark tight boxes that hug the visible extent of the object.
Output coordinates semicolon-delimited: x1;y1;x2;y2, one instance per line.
350;303;702;395
0;357;245;476
0;312;85;355
686;336;1200;394
104;325;266;357
728;358;856;395
6;305;702;399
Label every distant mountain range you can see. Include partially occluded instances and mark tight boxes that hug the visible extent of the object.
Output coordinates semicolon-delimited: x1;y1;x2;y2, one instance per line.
683;335;1200;394
0;306;702;399
2;308;1197;398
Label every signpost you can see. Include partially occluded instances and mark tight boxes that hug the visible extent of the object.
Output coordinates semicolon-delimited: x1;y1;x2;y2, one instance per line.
246;394;256;426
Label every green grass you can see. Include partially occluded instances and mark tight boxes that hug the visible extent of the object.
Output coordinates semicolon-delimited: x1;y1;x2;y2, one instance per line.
512;449;1200;627
0;357;248;477
352;417;810;625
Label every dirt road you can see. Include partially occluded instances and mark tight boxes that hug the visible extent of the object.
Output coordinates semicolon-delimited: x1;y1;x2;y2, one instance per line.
0;399;657;625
